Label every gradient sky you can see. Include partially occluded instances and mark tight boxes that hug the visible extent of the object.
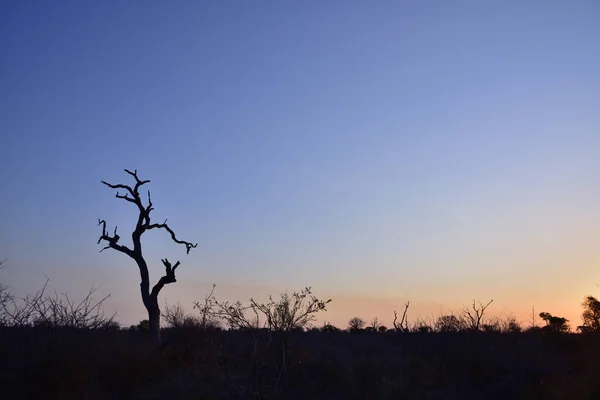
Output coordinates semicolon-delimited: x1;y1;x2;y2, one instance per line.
1;1;599;329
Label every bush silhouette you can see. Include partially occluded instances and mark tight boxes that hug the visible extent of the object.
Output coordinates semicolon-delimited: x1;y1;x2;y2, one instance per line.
320;322;341;332
130;319;150;332
434;315;466;332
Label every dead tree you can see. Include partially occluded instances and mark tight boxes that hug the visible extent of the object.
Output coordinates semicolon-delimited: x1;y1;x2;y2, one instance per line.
393;301;410;332
97;169;197;345
462;299;493;331
369;317;382;331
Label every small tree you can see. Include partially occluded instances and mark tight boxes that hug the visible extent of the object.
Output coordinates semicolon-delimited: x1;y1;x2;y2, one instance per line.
348;317;365;331
369;317;382;331
578;295;600;333
462;299;493;331
393;302;410;332
97;169;197;345
539;312;570;333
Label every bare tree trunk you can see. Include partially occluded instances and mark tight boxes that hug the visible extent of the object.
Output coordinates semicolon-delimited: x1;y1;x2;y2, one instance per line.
147;298;161;346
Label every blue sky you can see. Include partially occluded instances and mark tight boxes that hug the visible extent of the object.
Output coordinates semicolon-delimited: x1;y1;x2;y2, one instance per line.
1;1;599;327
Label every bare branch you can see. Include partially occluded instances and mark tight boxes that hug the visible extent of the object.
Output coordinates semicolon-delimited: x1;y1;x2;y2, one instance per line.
100;170;197;253
393;301;410;332
462;299;493;331
97;219;133;256
102;169;150;218
115;191;137;204
101;181;135;198
124;168;151;188
147;222;198;254
150;258;181;298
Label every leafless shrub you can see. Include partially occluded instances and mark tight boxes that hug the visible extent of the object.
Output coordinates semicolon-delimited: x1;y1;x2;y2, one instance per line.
254;287;330;332
1;278;51;327
0;277;116;329
412;316;434;333
197;286;330;398
202;286;330;332
192;284;221;329
462;299;493;331
369;317;382;330
393;302;410;332
163;301;199;328
204;297;260;330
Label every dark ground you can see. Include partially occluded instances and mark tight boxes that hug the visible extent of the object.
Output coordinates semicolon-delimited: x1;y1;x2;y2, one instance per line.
1;327;599;399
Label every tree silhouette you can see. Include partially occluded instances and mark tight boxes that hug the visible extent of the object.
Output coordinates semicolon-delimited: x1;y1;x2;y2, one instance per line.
461;299;493;331
348;317;365;331
369;317;382;331
539;312;569;333
393;302;410;332
97;169;197;345
578;295;600;333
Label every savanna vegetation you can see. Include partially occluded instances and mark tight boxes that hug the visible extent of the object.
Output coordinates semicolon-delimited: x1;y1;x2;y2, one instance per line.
1;172;600;399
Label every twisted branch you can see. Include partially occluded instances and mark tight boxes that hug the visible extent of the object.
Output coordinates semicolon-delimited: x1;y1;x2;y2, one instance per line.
151;258;181;297
97;219;133;256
